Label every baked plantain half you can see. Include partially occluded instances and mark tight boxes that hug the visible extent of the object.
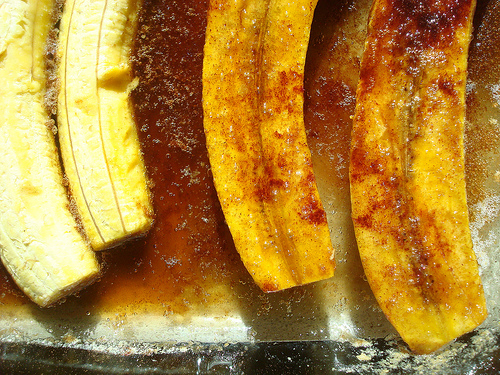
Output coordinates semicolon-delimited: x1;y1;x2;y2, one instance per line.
203;0;336;292
350;0;487;354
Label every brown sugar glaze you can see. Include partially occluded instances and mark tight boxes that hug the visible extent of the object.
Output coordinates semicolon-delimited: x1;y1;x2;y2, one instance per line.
0;0;498;330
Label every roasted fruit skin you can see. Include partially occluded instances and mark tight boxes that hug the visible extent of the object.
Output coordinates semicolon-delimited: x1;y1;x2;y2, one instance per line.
57;0;153;251
0;0;100;307
350;0;487;354
203;0;335;292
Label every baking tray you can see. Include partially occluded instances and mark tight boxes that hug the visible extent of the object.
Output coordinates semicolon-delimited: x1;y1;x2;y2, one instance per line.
1;0;500;373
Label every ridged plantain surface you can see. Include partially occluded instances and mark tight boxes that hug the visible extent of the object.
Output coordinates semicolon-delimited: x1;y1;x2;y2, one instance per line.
0;0;100;307
350;0;487;354
203;0;335;292
57;0;153;251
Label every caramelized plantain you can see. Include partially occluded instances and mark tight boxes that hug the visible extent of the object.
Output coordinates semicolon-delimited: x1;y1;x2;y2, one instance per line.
202;0;335;291
350;0;487;354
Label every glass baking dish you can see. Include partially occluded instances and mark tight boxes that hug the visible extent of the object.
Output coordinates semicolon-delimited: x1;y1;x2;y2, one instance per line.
1;0;500;373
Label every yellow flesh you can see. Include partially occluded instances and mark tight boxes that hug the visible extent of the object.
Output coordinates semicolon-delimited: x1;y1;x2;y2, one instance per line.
57;0;153;251
0;0;99;307
203;0;335;292
350;0;487;354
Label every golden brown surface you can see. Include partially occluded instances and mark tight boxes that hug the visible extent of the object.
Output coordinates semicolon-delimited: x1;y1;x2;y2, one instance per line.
202;0;335;292
350;0;487;354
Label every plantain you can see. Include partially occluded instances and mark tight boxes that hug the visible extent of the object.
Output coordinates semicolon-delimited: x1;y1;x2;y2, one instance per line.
203;0;335;292
0;0;100;307
57;0;153;251
350;0;487;354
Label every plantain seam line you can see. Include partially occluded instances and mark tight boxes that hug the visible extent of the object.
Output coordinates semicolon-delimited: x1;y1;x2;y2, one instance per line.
96;0;127;235
401;68;468;338
64;0;105;244
254;0;302;285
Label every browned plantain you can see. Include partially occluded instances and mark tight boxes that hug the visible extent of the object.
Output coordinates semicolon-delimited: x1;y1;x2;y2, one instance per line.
350;0;487;354
203;0;335;292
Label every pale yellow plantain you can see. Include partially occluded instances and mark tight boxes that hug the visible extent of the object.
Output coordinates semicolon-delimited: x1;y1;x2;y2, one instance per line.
0;0;100;307
57;0;153;251
350;0;487;354
203;0;335;292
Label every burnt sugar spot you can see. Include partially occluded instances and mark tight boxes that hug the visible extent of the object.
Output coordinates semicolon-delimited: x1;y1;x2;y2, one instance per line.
254;163;288;203
263;69;304;116
389;0;473;52
350;143;389;183
437;76;459;98
299;195;327;226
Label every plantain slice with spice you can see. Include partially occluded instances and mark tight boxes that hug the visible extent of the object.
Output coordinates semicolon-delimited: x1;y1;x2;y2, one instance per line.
350;0;487;354
0;0;100;307
57;0;153;251
203;0;335;292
